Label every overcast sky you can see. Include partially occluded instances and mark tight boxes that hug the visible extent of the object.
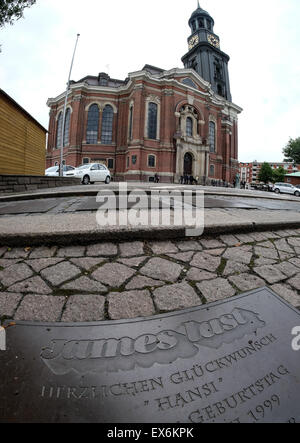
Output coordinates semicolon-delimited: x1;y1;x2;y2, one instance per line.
0;0;299;162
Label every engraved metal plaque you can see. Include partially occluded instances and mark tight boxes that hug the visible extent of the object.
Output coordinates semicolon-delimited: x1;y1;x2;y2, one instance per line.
0;287;300;423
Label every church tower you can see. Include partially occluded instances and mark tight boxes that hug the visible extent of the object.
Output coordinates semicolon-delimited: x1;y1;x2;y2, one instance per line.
182;2;232;101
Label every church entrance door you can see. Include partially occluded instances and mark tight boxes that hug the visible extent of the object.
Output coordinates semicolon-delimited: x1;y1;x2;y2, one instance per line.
184;153;193;175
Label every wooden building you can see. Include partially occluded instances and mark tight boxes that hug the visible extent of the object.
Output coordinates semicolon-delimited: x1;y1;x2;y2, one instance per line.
0;89;47;175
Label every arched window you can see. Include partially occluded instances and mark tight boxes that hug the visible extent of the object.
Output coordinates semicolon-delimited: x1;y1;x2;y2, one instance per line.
148;103;158;140
209;165;215;177
63;108;71;146
86;104;99;144
101;105;114;144
186;117;193;137
209;121;216;153
148;155;156;168
56;112;63;148
129;106;133;141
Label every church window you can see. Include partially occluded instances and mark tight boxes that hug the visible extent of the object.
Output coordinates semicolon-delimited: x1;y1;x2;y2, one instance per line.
217;84;223;96
209;165;215;176
209;121;216;153
148;155;156;168
186;117;193;137
129;105;133;140
206;20;212;31
192;21;196;32
148;102;158;140
83;157;90;164
63;109;71;146
132;155;137;165
101;105;114;144
56;112;63;148
86;104;99;144
107;158;114;169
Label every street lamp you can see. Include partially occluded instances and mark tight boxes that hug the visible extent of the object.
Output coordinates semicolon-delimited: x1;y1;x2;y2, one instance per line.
60;34;80;177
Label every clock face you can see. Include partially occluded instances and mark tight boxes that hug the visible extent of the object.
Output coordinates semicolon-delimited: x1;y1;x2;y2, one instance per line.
207;34;220;48
188;35;199;50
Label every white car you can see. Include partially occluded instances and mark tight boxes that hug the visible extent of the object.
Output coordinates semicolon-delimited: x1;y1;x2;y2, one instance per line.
273;182;300;197
45;166;76;177
74;163;111;185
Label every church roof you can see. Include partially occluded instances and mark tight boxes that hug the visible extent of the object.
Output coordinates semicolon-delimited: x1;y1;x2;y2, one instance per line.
189;3;214;25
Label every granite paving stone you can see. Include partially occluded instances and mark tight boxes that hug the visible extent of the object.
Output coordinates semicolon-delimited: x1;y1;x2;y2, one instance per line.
278;251;294;261
186;268;217;281
206;248;225;256
40;261;81;286
254;257;278;267
289;258;300;268
223;247;253;265
0;292;23;317
70;257;106;271
57;246;86;258
249;232;269;242
271;284;300;308
153;282;201;312
117;257;148;268
190;252;221;272
0;247;7;258
197;278;236;302
62;276;107;293
92;263;136;288
228;273;266;292
0;263;34;287
235;233;256;244
149;241;178;254
287;237;300;248
175;240;203;252
199;238;225;249
108;290;155;320
223;260;249;276
25;258;64;273
15;295;66;322
259;241;276;249
274;239;295;254
4;248;30;259
29;246;57;259
87;242;118;257
0;259;21;269
61;294;106;322
166;251;195;263
254;246;279;261
126;275;164;290
7;276;52;295
140;258;183;282
274;262;299;278
287;276;300;291
119;242;145;257
219;234;239;246
254;265;287;284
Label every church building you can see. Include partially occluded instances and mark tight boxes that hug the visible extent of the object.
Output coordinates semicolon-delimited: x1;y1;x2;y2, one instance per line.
46;3;242;184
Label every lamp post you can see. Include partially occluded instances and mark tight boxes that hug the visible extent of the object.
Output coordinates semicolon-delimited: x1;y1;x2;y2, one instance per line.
60;34;80;177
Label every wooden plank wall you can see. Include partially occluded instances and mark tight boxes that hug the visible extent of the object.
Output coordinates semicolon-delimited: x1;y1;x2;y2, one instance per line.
0;95;46;175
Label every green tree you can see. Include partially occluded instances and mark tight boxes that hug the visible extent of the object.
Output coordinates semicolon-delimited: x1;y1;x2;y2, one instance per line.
258;162;273;184
0;0;36;27
283;137;300;165
272;166;286;183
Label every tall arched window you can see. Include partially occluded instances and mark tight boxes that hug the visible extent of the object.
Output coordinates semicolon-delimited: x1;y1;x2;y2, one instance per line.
63;108;71;146
129;106;133;141
209;165;215;177
101;105;114;144
209;121;216;153
56;112;63;148
86;104;99;144
186;117;193;137
148;102;158;140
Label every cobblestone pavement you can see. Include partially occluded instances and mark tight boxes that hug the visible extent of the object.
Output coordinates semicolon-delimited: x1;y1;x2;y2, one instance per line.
1;228;300;323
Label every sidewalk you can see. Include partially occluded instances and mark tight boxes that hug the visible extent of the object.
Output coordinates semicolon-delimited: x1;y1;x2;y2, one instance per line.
0;228;300;324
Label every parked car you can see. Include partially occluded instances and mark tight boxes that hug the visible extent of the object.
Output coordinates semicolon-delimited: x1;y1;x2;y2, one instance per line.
45;165;76;177
273;182;300;197
73;163;111;185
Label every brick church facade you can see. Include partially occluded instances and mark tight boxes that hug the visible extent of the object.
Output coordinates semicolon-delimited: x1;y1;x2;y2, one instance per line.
46;4;242;184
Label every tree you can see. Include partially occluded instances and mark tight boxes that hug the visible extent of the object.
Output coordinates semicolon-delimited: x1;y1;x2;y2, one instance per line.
0;0;36;28
283;137;300;166
272;166;286;183
258;162;273;184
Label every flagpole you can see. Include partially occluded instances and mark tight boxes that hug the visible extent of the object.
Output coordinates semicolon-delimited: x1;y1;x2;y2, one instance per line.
60;34;80;177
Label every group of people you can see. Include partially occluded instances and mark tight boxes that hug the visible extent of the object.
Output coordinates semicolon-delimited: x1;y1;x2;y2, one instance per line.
180;174;199;185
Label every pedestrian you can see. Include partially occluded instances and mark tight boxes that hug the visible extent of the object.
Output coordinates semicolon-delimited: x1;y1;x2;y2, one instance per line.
180;175;184;185
154;173;160;183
